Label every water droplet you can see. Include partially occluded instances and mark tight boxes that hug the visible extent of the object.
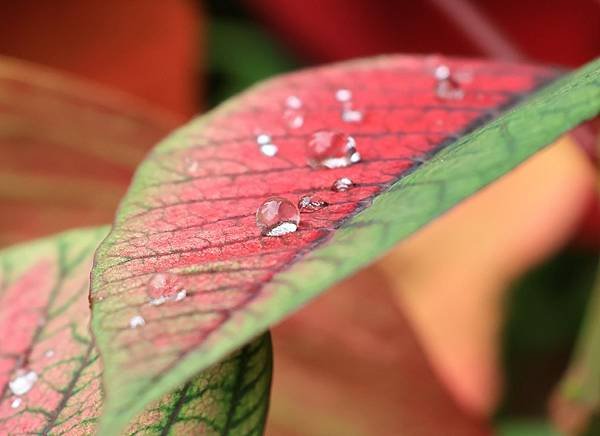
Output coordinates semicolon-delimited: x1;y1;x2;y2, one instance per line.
434;65;464;100
11;397;22;409
335;89;352;102
147;273;187;306
341;107;364;123
256;197;300;237
285;95;303;109
129;315;145;329
332;177;354;192
185;158;199;174
256;134;278;157
9;370;38;396
298;195;328;213
44;349;55;359
307;131;361;168
283;109;304;129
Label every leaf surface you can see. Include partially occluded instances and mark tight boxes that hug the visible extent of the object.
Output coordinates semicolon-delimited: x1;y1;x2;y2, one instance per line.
0;228;272;434
91;55;600;432
0;56;179;247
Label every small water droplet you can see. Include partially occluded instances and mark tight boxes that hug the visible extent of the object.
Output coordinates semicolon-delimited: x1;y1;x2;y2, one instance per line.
341;107;364;123
256;134;278;157
9;370;38;396
307;131;361;169
260;143;279;157
44;349;55;359
285;95;303;109
256;197;300;237
298;195;328;213
332;177;354;192
434;65;464;100
335;89;352;102
283;109;304;129
185;158;199;174
11;397;22;409
129;315;145;329
174;289;187;302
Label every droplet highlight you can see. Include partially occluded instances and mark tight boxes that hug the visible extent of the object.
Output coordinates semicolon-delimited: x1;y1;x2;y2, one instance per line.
298;195;328;213
129;315;146;329
307;130;361;169
341;107;364;123
335;89;352;102
332;177;354;192
256;197;300;236
283;109;304;129
44;349;55;359
11;398;22;409
285;95;303;109
9;370;38;396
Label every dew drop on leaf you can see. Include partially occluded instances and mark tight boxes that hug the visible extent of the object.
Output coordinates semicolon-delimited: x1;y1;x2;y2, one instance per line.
256;133;279;157
307;130;361;168
341;106;364;123
129;315;146;329
44;349;55;359
434;64;464;100
283;109;304;129
256;197;300;236
9;370;38;396
298;195;328;213
335;88;352;102
10;398;21;409
285;95;303;109
147;273;187;306
332;177;354;192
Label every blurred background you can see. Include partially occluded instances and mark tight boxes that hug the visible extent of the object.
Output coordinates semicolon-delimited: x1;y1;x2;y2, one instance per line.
1;1;599;435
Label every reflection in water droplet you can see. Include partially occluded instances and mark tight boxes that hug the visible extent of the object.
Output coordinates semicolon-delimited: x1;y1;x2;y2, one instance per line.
298;195;328;213
434;65;451;81
44;349;55;359
307;131;360;168
147;273;188;306
175;289;187;302
256;197;300;237
129;315;145;329
11;398;22;409
332;177;354;192
335;89;352;102
9;370;38;396
185;158;199;174
286;95;303;109
256;134;271;145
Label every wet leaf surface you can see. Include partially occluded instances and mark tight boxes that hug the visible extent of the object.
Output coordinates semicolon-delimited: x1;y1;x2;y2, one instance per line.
0;228;272;434
91;55;600;432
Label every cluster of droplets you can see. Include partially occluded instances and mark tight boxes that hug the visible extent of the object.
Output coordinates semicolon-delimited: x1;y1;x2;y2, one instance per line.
256;127;359;236
283;95;304;129
256;133;278;157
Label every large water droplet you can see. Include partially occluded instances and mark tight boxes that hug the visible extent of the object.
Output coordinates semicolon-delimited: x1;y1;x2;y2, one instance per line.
147;273;187;306
256;134;278;157
298;195;328;213
307;131;361;169
9;370;38;396
434;65;464;100
332;177;354;192
129;315;145;329
256;197;300;236
11;398;22;409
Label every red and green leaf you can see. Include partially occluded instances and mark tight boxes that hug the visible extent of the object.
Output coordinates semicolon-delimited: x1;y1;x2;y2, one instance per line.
0;56;180;247
0;228;272;434
91;55;600;432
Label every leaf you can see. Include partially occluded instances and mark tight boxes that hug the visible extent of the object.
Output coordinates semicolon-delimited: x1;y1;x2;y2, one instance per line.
91;55;600;432
0;228;272;434
0;56;179;247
